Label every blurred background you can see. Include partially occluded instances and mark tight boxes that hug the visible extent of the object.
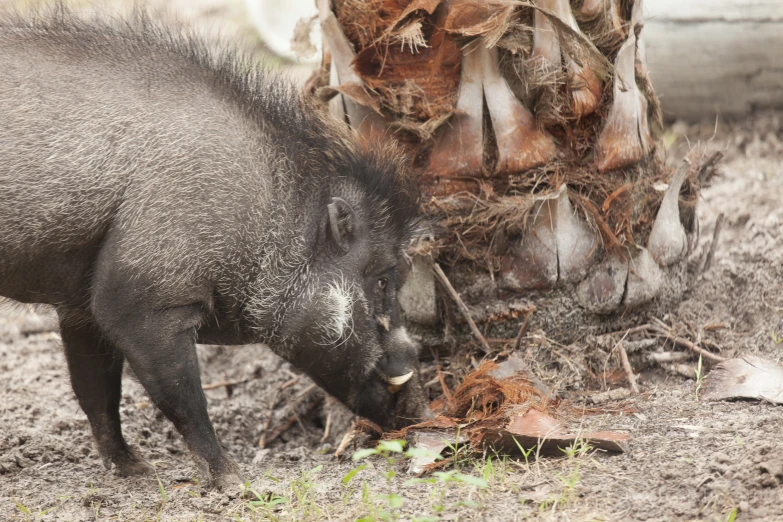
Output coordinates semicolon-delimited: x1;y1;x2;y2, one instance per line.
6;0;782;123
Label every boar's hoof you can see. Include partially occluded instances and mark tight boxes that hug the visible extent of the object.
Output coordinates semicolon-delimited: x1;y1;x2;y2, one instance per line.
194;453;244;490
213;471;245;493
112;451;155;477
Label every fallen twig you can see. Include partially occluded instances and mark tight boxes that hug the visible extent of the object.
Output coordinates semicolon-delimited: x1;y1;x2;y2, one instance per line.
701;213;725;273
257;414;273;448
650;316;671;331
260;396;323;449
433;263;491;354
589;387;632;404
425;371;454;389
603;328;632;391
433;348;453;404
703;322;729;331
618;342;639;393
257;376;305;447
335;422;357;458
279;375;301;391
513;308;535;352
292;383;318;405
648;351;691;363
650;327;726;363
667;363;698;379
606;324;651;337
437;367;452;404
320;409;333;444
702;340;724;353
202;378;250;391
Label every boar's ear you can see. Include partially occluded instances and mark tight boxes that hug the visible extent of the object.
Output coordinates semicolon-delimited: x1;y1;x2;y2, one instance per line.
327;197;356;254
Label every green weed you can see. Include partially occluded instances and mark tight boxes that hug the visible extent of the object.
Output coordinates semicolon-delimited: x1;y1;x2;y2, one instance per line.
348;439;409;521
14;499;55;520
512;436;536;469
289;465;325;519
341;438;488;521
726;507;738;522
554;440;592;508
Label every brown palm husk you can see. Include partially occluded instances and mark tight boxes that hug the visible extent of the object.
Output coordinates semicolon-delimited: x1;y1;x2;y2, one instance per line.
365;360;630;465
312;0;700;273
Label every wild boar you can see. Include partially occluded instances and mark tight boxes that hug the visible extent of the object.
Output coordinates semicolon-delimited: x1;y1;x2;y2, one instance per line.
0;8;428;488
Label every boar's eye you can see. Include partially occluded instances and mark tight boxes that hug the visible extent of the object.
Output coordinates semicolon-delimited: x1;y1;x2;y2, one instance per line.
378;278;387;291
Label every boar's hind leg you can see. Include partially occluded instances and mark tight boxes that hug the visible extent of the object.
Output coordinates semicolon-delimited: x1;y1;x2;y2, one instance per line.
58;310;154;476
90;282;241;489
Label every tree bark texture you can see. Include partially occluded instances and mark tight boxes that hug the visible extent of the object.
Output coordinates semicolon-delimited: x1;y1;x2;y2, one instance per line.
311;0;719;328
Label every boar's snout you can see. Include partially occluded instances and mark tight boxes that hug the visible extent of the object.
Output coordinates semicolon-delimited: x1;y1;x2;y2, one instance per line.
355;327;429;430
375;327;420;390
354;367;429;431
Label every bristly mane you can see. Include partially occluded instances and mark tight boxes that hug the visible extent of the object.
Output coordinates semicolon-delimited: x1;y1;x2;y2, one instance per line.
0;2;419;239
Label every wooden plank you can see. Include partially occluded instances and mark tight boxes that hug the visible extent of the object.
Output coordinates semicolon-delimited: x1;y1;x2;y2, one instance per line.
644;0;783;22
642;1;783;120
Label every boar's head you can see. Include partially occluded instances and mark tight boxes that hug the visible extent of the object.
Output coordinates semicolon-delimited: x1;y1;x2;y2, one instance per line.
279;154;429;431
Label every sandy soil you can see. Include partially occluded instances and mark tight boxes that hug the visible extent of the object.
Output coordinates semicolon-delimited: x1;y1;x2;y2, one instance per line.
2;114;781;521
1;2;783;521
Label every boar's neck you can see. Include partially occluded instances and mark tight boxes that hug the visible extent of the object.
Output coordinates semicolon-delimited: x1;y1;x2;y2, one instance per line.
235;182;322;347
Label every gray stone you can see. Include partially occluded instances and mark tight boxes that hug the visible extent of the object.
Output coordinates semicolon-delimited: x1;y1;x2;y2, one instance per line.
399;255;438;326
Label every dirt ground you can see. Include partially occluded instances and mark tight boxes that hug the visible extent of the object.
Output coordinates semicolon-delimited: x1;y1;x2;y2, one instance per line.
1;2;783;521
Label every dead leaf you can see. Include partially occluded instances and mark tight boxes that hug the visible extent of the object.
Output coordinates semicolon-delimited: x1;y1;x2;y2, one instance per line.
322;82;384;114
388;0;443;35
374;359;629;473
406;429;468;473
443;0;517;47
515;0;614;81
702;356;783;404
480;407;629;454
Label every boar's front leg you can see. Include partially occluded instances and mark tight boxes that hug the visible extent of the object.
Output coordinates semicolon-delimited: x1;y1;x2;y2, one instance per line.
58;310;154;477
90;264;241;489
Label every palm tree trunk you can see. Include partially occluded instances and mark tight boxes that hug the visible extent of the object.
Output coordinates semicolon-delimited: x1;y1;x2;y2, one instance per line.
311;0;714;339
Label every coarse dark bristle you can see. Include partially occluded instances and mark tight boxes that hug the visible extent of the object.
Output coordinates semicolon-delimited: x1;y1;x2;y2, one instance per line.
0;2;419;237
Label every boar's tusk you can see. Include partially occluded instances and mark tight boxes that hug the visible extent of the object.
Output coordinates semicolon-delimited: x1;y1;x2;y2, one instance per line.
385;371;414;387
